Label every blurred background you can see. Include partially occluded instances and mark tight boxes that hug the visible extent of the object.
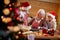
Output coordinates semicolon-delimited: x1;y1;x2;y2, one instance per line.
0;0;60;40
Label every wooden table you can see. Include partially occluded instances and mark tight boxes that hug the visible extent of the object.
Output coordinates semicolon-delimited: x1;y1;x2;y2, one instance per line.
23;33;60;40
35;35;60;40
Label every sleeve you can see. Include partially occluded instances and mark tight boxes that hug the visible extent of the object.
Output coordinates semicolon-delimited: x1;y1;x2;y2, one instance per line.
28;18;35;26
50;20;57;30
39;20;49;29
53;20;57;30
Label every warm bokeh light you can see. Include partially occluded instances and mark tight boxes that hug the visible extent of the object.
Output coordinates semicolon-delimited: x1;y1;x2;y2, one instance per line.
4;0;10;5
1;16;4;19
6;17;12;22
3;8;10;15
15;35;19;39
1;16;12;23
9;8;12;11
13;26;20;32
18;31;21;34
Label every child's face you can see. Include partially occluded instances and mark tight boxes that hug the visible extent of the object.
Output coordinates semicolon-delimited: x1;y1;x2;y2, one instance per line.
48;16;53;21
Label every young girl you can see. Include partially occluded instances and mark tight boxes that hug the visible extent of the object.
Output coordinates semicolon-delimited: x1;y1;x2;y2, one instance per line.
47;11;57;31
47;12;57;36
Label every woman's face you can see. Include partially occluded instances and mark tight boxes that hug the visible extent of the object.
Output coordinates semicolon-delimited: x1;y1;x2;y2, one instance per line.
48;16;53;21
37;13;42;19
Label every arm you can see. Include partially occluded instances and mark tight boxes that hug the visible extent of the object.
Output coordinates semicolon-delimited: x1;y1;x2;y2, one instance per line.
51;20;57;30
39;20;50;30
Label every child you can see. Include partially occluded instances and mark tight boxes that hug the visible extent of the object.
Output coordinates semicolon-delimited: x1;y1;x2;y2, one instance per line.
47;11;57;36
47;11;57;30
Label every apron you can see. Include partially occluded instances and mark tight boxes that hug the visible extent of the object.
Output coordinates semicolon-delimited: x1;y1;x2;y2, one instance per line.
32;19;41;29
